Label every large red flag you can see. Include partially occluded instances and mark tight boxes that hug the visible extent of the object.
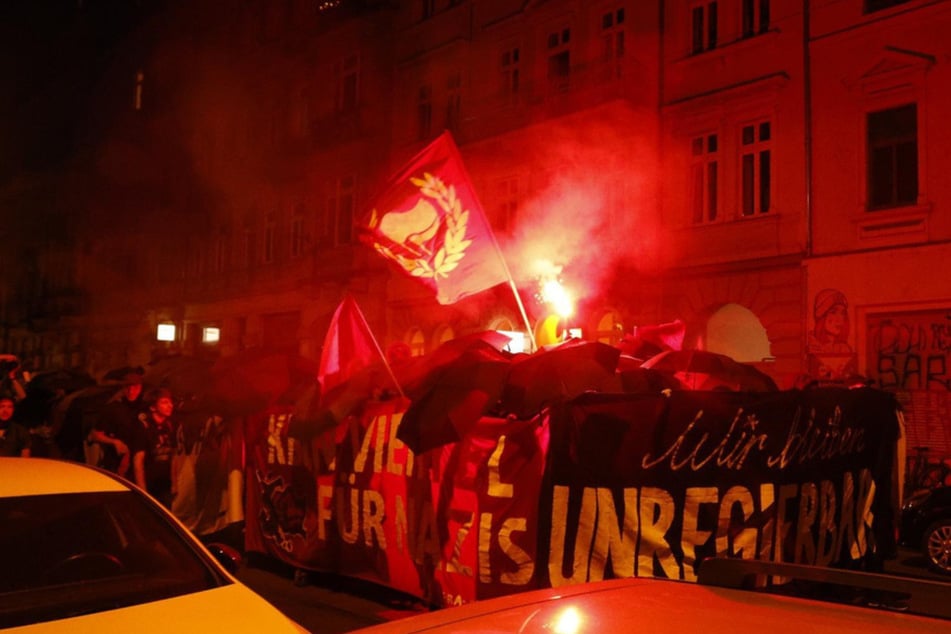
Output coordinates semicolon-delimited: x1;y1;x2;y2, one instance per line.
359;131;509;305
318;294;382;395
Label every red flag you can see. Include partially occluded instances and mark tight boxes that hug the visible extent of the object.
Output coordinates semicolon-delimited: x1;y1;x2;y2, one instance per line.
359;131;509;305
318;295;382;395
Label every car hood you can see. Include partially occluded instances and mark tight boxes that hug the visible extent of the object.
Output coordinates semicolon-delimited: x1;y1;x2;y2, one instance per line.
353;577;945;634
6;582;308;633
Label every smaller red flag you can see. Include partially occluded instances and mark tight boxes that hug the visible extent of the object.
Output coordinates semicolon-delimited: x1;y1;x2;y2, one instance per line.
359;131;509;305
318;294;382;396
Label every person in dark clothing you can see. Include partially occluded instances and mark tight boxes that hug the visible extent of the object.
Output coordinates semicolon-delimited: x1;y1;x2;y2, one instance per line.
88;371;146;480
0;396;31;457
137;387;177;507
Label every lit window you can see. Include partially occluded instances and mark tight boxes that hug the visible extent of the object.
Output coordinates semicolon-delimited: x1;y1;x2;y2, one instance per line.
202;327;220;344
156;323;176;342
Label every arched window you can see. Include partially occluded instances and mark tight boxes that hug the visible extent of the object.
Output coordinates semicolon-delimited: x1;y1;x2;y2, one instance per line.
595;310;623;345
433;325;455;349
704;303;771;362
406;328;426;357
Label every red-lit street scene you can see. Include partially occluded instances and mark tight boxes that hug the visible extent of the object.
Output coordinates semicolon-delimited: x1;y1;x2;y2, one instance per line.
2;1;951;632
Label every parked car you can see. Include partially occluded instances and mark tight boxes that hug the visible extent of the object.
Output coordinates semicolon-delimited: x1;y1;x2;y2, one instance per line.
901;485;951;575
0;457;308;632
351;558;951;633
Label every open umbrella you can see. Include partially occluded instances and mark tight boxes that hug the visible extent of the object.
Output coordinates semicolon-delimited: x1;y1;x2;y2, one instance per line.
143;355;216;397
499;338;622;419
399;330;514;398
289;360;399;439
211;348;320;413
397;345;512;454
641;349;778;392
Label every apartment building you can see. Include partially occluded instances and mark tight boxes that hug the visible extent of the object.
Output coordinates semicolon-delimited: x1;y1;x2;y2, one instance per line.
2;0;949;451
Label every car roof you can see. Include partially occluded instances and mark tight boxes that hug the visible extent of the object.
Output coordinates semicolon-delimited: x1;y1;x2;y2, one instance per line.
0;457;130;497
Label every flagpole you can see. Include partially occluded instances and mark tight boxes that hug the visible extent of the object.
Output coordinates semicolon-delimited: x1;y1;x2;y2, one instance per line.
352;299;406;398
444;133;536;352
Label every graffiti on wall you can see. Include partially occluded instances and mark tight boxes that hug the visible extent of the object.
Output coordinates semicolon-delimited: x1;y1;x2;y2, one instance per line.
867;310;951;454
807;288;857;380
868;311;951;391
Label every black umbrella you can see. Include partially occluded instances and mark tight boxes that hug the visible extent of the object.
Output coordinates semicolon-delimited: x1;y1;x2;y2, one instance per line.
499;339;622;419
396;345;512;453
640;349;778;392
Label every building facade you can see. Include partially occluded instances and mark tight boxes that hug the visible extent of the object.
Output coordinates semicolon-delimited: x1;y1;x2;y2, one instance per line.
2;0;949;451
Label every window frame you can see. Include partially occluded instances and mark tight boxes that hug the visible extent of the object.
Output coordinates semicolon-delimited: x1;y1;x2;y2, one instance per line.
690;1;718;56
689;132;719;224
739;119;772;217
865;102;918;212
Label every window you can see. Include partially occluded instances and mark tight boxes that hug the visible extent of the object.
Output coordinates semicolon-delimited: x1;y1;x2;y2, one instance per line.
740;121;771;216
133;70;145;111
213;228;228;274
242;218;256;269
495;177;520;233
864;0;912;13
501;46;520;102
324;175;355;246
446;72;461;133
742;0;769;38
600;7;626;78
546;28;571;91
407;327;426;356
690;134;719;223
867;104;918;210
691;2;718;55
263;213;277;263
417;85;432;140
291;204;306;257
335;54;359;113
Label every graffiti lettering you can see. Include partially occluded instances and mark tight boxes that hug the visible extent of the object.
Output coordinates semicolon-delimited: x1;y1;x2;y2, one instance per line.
871;316;951;390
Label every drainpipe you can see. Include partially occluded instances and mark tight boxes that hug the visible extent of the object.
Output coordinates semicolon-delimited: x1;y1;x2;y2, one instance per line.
803;0;813;259
802;0;814;375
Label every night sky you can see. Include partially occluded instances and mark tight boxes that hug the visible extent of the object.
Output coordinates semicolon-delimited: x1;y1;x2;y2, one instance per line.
0;1;158;181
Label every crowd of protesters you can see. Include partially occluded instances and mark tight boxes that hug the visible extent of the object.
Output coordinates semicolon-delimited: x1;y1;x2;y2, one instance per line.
0;358;179;508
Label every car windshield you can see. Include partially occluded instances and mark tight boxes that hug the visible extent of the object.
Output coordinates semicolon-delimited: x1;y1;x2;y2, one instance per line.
0;490;229;628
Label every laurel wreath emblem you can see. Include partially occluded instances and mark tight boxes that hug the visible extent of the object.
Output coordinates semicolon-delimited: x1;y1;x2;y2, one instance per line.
371;173;471;279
